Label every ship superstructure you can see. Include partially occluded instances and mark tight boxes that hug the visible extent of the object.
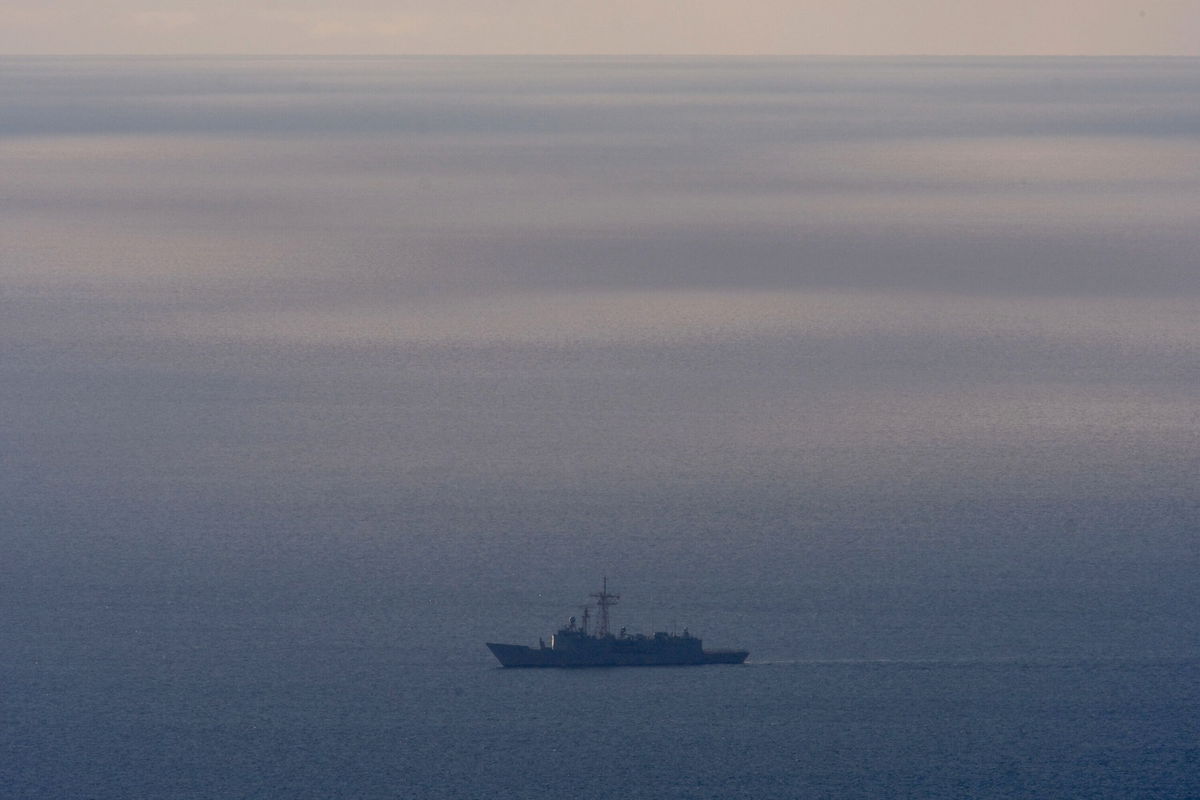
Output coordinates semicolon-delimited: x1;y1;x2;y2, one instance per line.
486;579;749;668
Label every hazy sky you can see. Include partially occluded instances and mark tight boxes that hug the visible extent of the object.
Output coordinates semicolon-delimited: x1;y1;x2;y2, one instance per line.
4;1;1199;55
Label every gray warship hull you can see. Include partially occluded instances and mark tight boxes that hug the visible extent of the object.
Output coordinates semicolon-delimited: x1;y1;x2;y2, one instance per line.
487;641;749;668
487;580;748;668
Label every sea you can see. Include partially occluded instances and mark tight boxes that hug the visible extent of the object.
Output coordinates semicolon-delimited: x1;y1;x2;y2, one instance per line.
2;56;1198;798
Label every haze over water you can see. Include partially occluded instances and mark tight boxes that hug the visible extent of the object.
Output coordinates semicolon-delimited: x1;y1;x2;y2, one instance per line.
3;57;1199;798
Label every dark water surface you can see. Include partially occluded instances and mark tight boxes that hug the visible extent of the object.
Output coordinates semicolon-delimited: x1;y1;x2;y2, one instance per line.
3;56;1199;797
7;633;1199;799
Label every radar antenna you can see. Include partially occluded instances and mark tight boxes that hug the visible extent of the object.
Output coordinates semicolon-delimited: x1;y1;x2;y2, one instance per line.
590;577;620;638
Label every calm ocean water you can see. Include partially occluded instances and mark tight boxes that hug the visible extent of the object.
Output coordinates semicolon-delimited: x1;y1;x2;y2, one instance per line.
3;56;1199;797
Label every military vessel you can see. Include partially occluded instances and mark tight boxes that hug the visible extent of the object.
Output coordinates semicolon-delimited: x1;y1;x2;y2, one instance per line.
486;579;749;667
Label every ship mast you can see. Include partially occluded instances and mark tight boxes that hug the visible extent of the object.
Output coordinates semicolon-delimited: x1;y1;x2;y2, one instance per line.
590;577;620;638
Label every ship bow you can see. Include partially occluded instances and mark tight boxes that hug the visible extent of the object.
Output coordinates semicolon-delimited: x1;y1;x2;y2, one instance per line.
486;642;553;667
